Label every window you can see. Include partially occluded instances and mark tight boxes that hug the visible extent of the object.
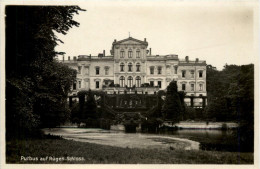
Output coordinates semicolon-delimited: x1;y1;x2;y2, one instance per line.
128;63;132;72
136;63;141;72
191;84;194;91
128;50;133;58
191;70;194;78
182;84;186;91
84;66;89;75
150;67;154;75
96;81;100;89
199;70;203;78
158;81;162;88
182;70;186;78
136;50;140;58
120;50;124;58
199;84;203;91
78;66;82;74
127;76;133;87
136;76;141;87
158;67;162;74
174;66;178;74
78;81;81;88
119;76;125;87
96;67;100;75
105;67;109;75
150;81;154;87
120;63;124;72
73;82;77;90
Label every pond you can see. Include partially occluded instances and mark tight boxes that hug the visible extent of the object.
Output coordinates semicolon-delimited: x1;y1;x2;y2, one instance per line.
155;129;241;152
43;127;243;152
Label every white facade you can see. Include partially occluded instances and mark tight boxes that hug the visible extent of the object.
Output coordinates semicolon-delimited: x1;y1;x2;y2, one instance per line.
62;37;207;99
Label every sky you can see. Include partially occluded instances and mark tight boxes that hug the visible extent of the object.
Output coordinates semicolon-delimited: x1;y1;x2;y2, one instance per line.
55;0;258;70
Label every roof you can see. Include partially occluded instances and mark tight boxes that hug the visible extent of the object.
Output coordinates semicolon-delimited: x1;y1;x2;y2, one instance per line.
112;37;148;46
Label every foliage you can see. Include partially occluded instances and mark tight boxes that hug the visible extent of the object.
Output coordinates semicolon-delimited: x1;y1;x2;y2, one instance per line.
6;6;84;138
161;81;183;123
206;64;254;151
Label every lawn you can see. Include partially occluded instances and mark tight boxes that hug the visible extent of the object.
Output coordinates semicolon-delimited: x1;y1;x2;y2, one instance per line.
6;136;253;164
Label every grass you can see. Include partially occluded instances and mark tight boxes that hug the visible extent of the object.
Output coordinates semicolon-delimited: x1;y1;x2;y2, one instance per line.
6;135;253;164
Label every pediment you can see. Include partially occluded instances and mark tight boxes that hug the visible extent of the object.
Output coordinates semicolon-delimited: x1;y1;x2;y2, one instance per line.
120;40;143;45
113;37;148;46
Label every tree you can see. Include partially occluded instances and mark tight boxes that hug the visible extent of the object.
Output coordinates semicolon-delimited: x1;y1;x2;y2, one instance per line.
6;6;84;138
161;81;183;123
205;64;254;151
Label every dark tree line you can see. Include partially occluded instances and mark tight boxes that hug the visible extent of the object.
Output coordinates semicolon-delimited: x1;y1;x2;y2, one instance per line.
205;64;254;151
6;6;85;138
205;64;254;122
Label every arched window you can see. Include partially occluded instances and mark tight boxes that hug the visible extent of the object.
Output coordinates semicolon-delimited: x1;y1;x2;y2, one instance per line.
120;50;124;58
119;76;125;87
127;76;133;87
136;63;141;72
136;76;141;87
128;49;133;58
120;63;124;72
136;49;140;58
128;63;132;72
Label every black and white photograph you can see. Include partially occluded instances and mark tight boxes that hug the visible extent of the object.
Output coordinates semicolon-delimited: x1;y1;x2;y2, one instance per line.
0;0;259;168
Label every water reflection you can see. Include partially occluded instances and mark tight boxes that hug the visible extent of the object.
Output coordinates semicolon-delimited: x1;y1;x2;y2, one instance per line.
154;129;239;152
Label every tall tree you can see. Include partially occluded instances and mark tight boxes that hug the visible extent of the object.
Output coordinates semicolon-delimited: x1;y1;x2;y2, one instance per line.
6;6;84;138
161;81;183;123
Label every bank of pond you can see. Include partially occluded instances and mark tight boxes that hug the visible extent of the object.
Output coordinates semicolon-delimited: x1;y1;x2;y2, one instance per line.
54;121;252;153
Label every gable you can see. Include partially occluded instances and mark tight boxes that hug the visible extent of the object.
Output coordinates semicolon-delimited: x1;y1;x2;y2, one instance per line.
113;37;148;46
120;40;143;45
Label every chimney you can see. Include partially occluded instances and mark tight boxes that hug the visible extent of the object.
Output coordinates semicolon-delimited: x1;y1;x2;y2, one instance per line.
149;48;152;55
103;50;105;57
114;39;117;42
185;56;189;62
68;56;70;61
62;56;64;62
144;38;146;42
90;54;91;57
196;58;199;62
73;56;76;61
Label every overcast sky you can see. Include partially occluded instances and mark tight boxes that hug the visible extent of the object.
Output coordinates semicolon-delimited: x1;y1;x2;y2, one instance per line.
55;1;257;70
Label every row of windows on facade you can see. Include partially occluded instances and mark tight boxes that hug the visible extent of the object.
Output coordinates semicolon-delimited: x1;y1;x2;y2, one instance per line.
73;80;203;91
181;83;204;91
78;66;110;75
181;70;203;78
77;65;204;77
120;49;140;58
72;76;162;90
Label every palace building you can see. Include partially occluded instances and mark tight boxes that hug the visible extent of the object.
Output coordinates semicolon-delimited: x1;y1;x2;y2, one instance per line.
61;37;207;107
